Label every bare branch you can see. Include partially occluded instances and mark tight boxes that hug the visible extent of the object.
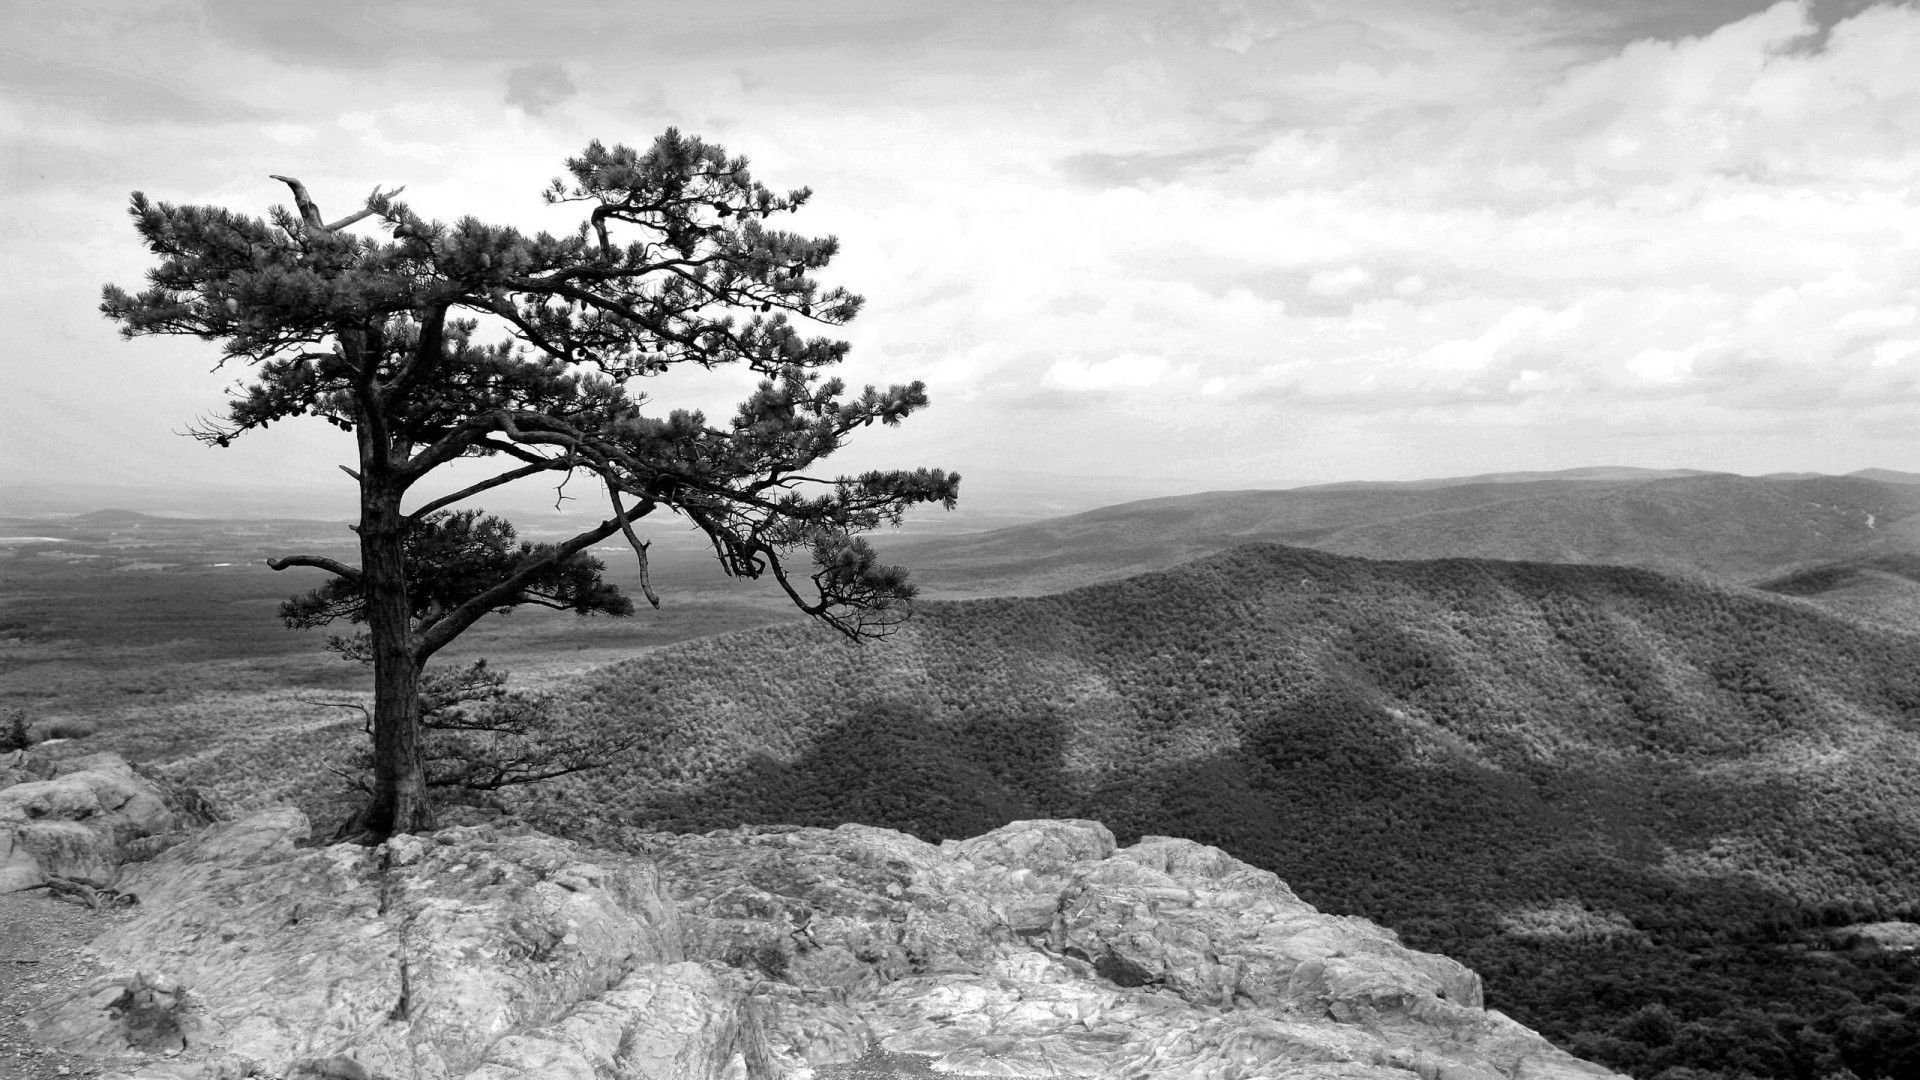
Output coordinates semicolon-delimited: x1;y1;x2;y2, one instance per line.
322;185;405;232
339;464;362;481
267;555;362;580
297;698;373;735
269;175;324;230
607;479;661;608
270;175;405;235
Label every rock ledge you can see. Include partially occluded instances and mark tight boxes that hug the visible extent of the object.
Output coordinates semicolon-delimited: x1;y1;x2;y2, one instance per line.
21;810;1625;1080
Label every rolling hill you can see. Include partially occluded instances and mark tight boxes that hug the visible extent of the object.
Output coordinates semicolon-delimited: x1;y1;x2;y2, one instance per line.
506;544;1920;1079
884;472;1920;601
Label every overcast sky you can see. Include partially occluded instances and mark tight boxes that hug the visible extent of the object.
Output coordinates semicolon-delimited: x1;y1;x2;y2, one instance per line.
4;0;1918;519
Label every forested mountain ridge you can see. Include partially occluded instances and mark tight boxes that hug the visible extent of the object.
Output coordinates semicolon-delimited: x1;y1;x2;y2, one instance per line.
888;472;1920;599
517;543;1920;1079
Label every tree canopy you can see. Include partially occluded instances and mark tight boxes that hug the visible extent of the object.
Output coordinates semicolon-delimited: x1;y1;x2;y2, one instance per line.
102;130;958;838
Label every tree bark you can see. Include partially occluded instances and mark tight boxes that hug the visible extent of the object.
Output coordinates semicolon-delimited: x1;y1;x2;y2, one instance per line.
344;474;433;842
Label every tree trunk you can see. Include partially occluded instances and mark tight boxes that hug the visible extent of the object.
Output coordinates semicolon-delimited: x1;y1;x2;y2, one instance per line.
345;481;433;843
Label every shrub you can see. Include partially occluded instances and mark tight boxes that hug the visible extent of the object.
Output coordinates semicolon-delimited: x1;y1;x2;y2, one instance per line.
0;710;30;751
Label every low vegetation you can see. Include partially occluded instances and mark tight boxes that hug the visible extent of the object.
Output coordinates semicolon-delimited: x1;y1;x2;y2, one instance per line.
0;527;802;814
1;709;30;752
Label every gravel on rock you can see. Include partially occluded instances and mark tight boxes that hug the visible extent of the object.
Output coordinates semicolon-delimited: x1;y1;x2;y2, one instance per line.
0;892;129;1080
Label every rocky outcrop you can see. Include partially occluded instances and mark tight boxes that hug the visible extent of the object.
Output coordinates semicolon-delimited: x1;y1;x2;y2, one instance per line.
641;818;1620;1080
0;752;185;893
29;809;694;1080
25;811;1625;1080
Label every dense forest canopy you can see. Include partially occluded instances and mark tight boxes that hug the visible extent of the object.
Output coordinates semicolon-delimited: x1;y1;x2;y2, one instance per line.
503;544;1920;1079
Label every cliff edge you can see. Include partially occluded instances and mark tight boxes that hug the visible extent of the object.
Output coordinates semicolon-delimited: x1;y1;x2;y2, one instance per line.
7;765;1624;1080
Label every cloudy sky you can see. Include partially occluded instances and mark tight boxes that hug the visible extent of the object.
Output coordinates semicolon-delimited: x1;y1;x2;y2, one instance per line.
4;0;1918;520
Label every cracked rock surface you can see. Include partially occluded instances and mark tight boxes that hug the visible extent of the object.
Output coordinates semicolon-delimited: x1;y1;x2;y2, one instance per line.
22;812;1625;1080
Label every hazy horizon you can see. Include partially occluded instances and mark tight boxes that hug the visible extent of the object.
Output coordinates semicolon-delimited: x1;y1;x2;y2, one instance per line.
8;0;1920;516
4;462;1915;528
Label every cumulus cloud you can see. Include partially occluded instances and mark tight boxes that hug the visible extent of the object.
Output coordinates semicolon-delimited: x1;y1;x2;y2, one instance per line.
10;0;1920;500
504;62;577;116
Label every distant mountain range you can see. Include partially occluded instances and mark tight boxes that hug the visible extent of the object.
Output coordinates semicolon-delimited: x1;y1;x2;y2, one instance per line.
1846;466;1920;485
520;541;1920;1079
1302;466;1920;489
1294;465;1723;489
886;471;1920;605
69;508;173;525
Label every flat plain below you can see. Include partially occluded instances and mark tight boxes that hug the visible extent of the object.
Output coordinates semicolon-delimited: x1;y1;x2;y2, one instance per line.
0;511;805;810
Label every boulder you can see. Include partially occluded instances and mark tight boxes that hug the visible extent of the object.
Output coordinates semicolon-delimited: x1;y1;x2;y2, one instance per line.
636;818;1624;1079
26;812;1626;1080
0;752;181;892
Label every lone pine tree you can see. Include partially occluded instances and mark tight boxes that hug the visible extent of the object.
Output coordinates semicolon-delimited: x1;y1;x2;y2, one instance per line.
103;130;958;841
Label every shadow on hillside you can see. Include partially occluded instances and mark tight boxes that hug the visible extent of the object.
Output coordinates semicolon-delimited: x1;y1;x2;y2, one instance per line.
631;696;1074;841
620;683;1835;947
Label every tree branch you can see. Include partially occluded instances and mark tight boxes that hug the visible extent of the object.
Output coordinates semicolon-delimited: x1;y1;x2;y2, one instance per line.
297;697;373;735
470;436;554;465
398;412;521;481
269;175;405;235
413;516;629;662
269;175;324;231
409;455;577;521
267;555;362;579
607;480;661;608
389;301;447;397
508;596;579;611
322;186;405;232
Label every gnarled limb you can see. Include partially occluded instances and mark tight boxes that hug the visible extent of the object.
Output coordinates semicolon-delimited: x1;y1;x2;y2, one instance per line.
267;555;363;579
269;175;405;235
269;175;325;230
